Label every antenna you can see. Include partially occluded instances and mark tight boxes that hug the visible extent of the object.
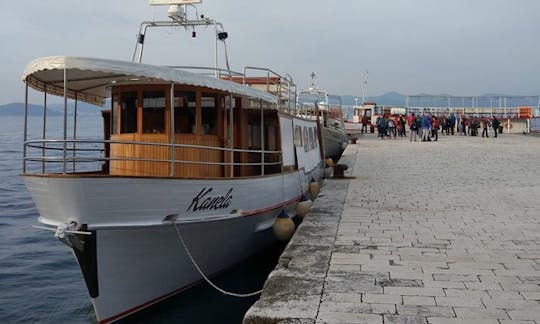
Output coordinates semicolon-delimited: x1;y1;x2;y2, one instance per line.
308;72;317;91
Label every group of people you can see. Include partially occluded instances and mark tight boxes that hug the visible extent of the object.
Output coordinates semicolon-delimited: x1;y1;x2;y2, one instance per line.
374;113;502;142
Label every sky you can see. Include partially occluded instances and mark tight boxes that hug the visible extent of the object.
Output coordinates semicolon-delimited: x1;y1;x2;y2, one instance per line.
1;0;539;105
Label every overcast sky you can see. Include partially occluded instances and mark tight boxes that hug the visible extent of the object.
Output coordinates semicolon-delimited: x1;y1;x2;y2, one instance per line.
1;0;539;104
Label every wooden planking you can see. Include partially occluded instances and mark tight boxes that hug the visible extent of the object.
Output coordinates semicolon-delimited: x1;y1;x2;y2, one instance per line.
109;134;223;178
109;134;168;177
173;135;223;178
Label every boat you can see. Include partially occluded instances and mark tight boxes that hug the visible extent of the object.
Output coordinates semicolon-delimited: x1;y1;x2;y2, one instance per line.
20;1;323;322
298;73;348;161
345;101;378;134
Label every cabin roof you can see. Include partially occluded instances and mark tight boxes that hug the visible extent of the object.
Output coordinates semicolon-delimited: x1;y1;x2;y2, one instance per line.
22;56;278;106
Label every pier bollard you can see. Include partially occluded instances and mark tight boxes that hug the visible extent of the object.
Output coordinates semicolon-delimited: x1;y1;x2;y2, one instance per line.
309;179;320;201
333;164;348;178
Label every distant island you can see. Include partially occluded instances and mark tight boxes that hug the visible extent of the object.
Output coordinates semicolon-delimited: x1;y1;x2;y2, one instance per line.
0;102;102;117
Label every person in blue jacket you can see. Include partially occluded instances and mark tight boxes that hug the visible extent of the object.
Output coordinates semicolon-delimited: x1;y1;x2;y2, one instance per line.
449;113;456;135
421;113;432;142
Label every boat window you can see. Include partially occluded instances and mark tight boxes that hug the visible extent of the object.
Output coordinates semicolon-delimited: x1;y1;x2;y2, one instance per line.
120;91;137;134
112;94;119;134
266;124;276;151
248;123;261;149
303;127;309;152
201;93;217;135
143;91;166;133
174;91;196;134
294;125;302;147
309;127;315;150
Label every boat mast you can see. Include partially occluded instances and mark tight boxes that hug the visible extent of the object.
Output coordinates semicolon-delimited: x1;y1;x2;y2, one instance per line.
361;70;368;105
132;0;230;79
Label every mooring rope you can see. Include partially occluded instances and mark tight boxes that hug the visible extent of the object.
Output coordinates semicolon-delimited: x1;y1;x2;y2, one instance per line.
171;221;263;297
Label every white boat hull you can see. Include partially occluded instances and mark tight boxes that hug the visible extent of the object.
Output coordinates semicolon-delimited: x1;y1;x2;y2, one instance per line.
92;213;277;322
24;170;319;322
321;127;348;161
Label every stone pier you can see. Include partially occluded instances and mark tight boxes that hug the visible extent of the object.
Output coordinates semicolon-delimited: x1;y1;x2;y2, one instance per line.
244;133;540;324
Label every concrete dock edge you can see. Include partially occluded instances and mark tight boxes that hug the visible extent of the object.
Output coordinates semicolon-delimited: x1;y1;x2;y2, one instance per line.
243;148;357;324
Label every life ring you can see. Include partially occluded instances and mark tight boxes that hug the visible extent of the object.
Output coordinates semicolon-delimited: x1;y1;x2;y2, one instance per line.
504;121;513;129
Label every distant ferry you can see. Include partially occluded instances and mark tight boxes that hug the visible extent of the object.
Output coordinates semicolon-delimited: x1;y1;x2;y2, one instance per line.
299;73;348;161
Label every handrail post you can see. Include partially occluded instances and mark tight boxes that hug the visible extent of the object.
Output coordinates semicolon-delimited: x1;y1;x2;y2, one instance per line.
229;94;234;177
23;82;28;173
41;85;47;173
170;82;175;176
73;93;78;172
260;99;265;176
63;68;68;174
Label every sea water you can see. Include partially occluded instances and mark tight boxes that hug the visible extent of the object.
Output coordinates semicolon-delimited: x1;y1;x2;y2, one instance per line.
0;115;284;323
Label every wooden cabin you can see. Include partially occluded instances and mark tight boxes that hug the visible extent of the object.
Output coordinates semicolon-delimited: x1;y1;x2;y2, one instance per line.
104;83;282;178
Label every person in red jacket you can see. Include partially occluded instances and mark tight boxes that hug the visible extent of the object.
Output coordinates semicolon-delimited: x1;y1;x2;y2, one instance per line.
431;115;440;141
408;113;417;142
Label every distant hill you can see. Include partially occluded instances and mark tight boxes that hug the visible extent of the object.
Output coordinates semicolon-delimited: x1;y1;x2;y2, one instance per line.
0;102;102;117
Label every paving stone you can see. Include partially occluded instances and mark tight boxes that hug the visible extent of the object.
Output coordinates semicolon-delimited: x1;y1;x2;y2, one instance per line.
318;301;396;315
481;297;539;310
432;274;479;282
435;296;484;307
507;308;540;321
453;306;509;319
397;305;455;318
316;311;382;324
385;287;445;297
443;288;490;299
383;314;428;324
363;293;402;304
520;291;540;300
377;278;424;288
427;318;499;324
321;292;362;303
422;280;466;289
403;296;436;306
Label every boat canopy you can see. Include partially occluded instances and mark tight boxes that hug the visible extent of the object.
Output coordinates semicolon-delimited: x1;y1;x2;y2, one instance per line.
22;56;278;106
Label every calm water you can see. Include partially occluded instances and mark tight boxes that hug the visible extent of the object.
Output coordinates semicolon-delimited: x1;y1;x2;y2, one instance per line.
0;115;284;323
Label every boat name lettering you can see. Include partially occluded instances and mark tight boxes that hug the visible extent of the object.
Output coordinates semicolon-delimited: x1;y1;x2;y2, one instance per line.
187;187;233;212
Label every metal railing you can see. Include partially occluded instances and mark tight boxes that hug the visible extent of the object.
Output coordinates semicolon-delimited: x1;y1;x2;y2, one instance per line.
242;66;297;112
23;138;282;177
166;66;244;78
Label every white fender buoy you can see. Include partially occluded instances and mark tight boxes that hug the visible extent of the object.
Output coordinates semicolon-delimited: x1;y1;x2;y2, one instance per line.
324;158;334;178
272;210;295;241
295;195;313;219
309;178;320;201
323;166;333;178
